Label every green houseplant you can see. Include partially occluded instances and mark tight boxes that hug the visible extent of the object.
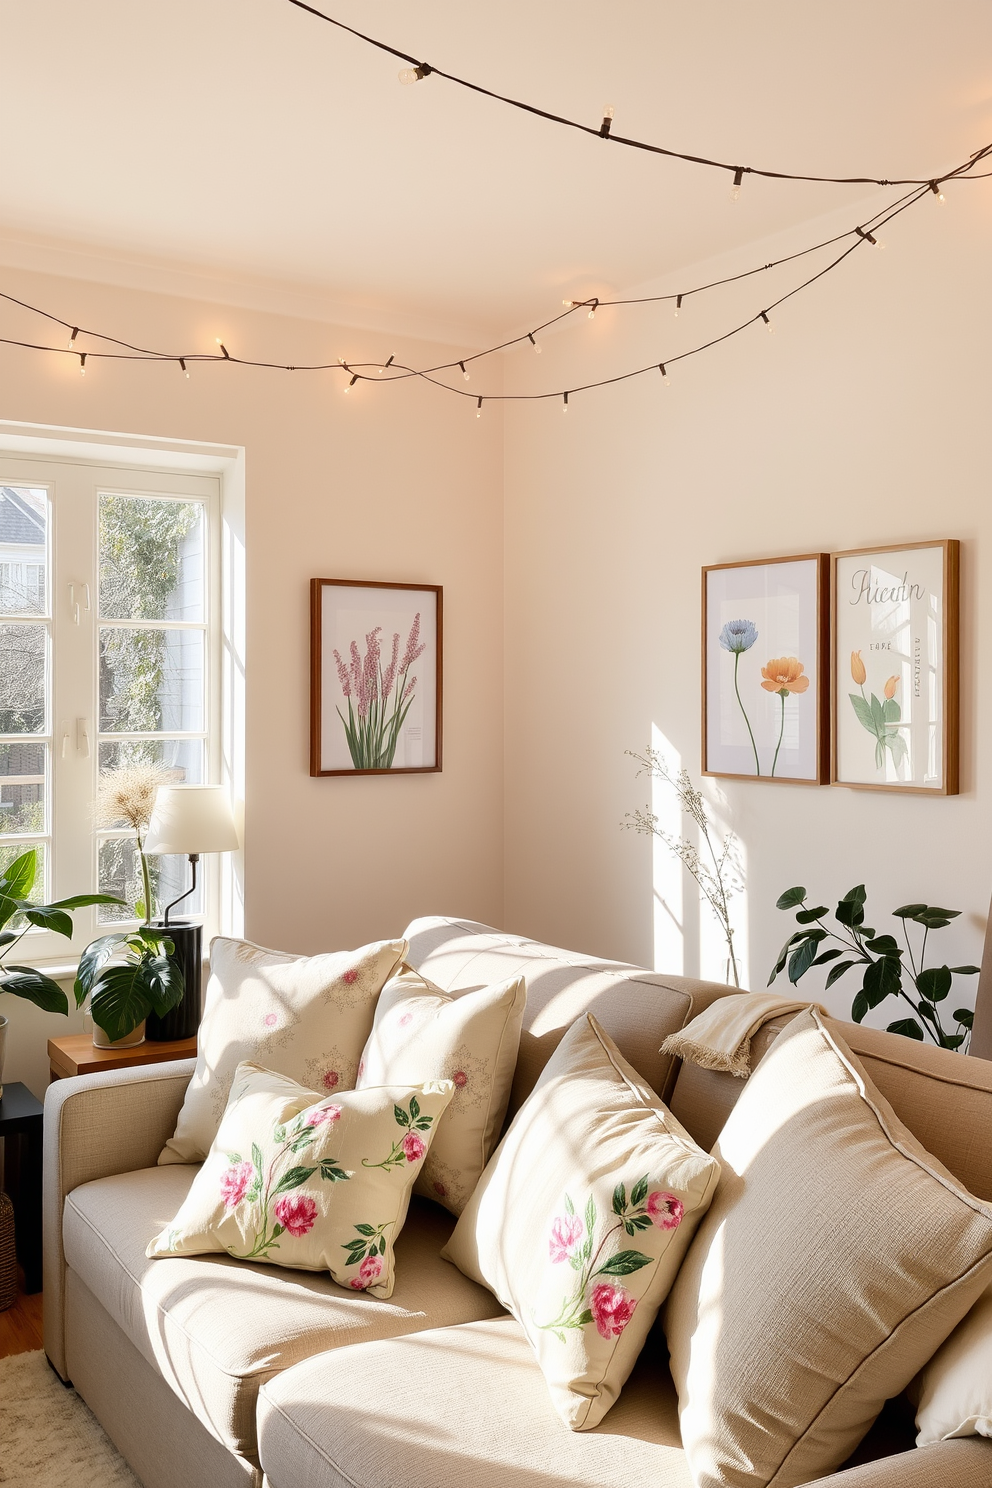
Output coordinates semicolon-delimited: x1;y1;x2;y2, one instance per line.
74;765;185;1043
769;883;979;1050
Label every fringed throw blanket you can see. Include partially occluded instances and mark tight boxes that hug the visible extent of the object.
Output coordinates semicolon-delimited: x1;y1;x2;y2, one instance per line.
661;992;828;1078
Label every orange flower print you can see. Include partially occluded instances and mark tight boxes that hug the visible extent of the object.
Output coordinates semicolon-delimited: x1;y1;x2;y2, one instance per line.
761;657;809;779
760;658;810;695
884;675;899;699
851;651;867;686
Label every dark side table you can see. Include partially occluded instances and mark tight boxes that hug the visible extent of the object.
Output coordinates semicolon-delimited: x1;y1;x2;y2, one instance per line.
0;1082;44;1293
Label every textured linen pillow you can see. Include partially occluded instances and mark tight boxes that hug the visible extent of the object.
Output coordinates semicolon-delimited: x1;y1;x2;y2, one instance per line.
148;1061;454;1297
664;1008;992;1488
356;964;527;1215
915;1286;992;1445
442;1012;721;1430
159;935;407;1164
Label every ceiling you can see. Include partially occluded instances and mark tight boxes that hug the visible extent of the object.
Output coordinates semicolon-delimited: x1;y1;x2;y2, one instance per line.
1;1;990;343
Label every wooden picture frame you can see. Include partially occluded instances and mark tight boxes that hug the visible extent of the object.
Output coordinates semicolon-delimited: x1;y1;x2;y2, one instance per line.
702;554;830;784
310;578;442;777
831;540;959;795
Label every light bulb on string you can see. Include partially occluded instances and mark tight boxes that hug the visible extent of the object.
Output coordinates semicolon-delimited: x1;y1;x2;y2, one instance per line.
930;180;946;203
659;363;670;385
599;105;614;139
179;358;189;379
215;339;230;359
78;353;87;376
674;294;683;319
379;354;395;375
731;167;744;202
344;374;358;394
398;62;432;85
67;327;79;351
476;397;483;418
459;361;470;381
588;299;599;320
528;333;541;354
562;392;570;412
562;299;574;308
760;311;774;335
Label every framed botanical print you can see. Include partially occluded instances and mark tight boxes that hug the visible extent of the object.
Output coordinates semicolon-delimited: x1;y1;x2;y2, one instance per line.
832;540;959;794
702;554;829;784
310;579;442;776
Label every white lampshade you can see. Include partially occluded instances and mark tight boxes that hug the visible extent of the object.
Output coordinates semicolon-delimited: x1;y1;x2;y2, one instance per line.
144;785;240;856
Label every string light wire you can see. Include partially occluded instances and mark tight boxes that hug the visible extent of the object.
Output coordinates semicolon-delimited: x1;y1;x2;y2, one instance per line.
283;0;984;190
0;148;985;409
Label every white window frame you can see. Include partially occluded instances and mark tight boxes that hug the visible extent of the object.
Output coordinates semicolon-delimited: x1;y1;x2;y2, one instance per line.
0;425;244;970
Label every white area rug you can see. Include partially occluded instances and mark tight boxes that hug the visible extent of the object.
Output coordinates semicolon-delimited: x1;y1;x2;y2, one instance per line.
0;1349;142;1487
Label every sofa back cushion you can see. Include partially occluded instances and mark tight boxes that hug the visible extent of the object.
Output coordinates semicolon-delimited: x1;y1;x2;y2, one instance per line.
670;1015;992;1201
404;917;739;1115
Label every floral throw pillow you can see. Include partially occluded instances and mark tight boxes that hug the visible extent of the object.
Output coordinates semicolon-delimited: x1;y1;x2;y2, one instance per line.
159;935;408;1165
356;965;527;1215
442;1013;721;1430
148;1061;454;1297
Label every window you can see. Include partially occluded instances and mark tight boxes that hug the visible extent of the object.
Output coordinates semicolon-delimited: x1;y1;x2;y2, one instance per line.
0;459;221;963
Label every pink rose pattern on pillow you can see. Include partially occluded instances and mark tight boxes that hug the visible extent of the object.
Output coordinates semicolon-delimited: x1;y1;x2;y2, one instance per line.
538;1176;684;1342
362;1095;437;1172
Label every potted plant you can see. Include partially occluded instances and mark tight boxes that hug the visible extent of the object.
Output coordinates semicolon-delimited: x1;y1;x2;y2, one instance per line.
74;766;185;1046
0;847;124;1093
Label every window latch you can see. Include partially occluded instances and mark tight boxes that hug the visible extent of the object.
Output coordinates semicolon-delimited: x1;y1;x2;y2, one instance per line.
61;725;70;759
68;581;91;625
76;718;90;758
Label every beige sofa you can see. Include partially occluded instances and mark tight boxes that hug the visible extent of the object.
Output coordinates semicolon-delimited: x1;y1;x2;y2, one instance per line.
43;915;992;1488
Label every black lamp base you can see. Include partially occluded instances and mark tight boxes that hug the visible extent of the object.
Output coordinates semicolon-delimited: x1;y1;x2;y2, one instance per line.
146;921;202;1042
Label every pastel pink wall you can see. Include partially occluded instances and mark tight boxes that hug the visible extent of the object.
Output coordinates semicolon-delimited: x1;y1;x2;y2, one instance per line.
0;267;504;1095
501;184;992;1025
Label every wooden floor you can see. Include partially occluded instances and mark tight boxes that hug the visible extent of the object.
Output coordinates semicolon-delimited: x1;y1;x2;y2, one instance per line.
0;1272;43;1358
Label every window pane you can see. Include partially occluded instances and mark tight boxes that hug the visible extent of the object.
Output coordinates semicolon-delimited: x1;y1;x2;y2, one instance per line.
98;738;204;784
0;487;47;615
99;628;203;733
0;624;47;733
0;839;47;913
98;838;202;923
0;741;47;835
99;495;204;622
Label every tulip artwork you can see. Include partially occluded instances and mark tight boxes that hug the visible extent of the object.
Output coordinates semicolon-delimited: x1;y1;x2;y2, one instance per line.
847;652;908;773
703;556;828;785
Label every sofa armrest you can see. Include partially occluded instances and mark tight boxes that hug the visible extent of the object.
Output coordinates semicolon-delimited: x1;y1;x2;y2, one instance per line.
43;1058;195;1379
802;1439;992;1486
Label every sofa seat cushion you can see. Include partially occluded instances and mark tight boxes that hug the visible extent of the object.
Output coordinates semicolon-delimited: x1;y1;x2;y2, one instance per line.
257;1315;694;1488
63;1164;505;1464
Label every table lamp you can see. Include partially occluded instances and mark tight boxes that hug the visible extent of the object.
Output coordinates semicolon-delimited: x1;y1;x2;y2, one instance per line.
143;784;240;1042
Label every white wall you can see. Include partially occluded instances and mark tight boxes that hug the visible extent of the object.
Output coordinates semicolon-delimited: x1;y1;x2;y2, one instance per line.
502;182;991;1031
0;267;504;1098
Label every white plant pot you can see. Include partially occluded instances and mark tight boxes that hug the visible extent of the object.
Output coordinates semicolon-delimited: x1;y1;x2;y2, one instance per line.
0;1014;6;1100
92;1019;145;1049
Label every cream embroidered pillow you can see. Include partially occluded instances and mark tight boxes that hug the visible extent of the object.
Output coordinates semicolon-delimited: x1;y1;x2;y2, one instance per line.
664;1009;992;1488
159;936;407;1165
356;965;526;1214
148;1061;454;1298
442;1013;721;1430
915;1286;992;1445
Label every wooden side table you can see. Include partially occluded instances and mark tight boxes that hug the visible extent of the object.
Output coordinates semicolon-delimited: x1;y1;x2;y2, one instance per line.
0;1083;44;1293
48;1033;198;1082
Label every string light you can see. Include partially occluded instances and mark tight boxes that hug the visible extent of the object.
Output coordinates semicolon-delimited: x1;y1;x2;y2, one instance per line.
398;62;432;84
930;180;946;202
760;311;774;334
588;299;599;320
379;354;395;374
659;363;670;384
78;353;87;376
476;396;483;417
0;155;981;414
459;360;470;380
285;0;974;190
731;168;745;202
67;327;78;351
674;294;683;318
600;106;614;140
562;391;569;411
